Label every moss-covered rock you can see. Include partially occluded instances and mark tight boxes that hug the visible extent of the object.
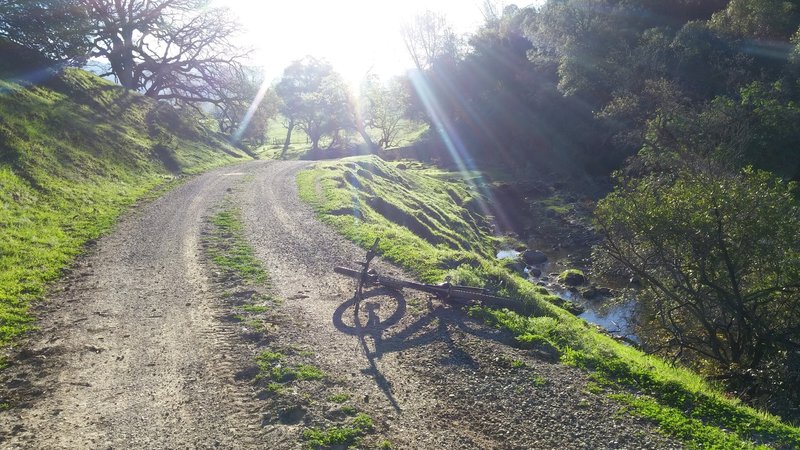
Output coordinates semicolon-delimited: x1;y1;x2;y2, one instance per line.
558;269;586;286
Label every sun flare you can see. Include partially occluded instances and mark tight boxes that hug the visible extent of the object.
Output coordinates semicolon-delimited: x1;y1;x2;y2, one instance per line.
212;0;487;84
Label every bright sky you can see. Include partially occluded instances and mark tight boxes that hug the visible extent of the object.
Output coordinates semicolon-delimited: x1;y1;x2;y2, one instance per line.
214;1;536;86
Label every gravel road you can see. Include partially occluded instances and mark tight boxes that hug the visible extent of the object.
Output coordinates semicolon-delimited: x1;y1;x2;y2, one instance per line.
0;160;682;449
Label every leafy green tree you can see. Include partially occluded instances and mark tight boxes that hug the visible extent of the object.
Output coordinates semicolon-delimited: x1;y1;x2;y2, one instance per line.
275;57;353;153
215;68;278;145
594;163;800;412
361;75;410;149
639;81;800;181
708;0;800;40
400;10;462;71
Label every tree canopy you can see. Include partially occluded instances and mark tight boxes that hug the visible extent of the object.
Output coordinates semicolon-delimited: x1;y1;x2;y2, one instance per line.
275;57;355;153
595;162;800;414
1;0;250;109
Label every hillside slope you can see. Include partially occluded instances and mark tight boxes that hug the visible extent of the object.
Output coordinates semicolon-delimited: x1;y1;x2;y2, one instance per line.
0;65;250;349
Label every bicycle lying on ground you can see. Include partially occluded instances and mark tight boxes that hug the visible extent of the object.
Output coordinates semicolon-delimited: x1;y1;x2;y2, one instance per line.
334;239;534;315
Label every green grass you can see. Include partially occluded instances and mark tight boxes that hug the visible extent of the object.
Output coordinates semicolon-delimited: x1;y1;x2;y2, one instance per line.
0;68;248;352
296;155;800;449
328;393;351;403
255;349;325;384
611;393;765;449
256;117;311;160
207;205;269;285
240;304;268;313
302;413;375;449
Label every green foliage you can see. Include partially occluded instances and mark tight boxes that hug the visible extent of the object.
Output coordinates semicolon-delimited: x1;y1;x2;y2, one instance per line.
0;5;90;64
611;394;767;450
275;57;354;152
0;68;245;348
327;393;351;404
302;413;374;449
207;206;269;285
216;69;278;145
360;75;411;149
595;164;800;419
255;350;325;383
708;0;800;40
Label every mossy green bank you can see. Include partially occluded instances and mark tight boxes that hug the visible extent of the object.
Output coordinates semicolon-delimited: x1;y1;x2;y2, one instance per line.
0;68;249;352
297;155;800;448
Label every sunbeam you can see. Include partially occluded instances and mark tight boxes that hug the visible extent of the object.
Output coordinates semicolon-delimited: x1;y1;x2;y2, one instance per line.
407;70;506;231
232;76;272;143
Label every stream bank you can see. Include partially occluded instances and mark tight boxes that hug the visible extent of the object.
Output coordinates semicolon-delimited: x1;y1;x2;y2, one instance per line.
486;178;639;342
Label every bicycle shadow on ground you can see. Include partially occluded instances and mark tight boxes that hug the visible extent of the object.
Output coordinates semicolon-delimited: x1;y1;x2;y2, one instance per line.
332;285;518;412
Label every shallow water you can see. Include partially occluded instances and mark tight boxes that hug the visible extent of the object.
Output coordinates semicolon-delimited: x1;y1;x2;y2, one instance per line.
552;286;638;342
496;249;520;259
496;249;638;341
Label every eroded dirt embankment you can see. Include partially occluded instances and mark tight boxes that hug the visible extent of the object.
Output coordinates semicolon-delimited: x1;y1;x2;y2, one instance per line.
0;160;680;449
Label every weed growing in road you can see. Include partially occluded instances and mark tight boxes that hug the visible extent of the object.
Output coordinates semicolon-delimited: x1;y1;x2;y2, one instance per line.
256;350;284;364
204;198;280;338
267;382;284;393
340;405;358;416
302;413;375;449
256;349;325;383
240;304;268;313
328;393;351;403
293;364;326;381
207;205;269;285
530;373;548;387
242;319;265;332
585;381;604;395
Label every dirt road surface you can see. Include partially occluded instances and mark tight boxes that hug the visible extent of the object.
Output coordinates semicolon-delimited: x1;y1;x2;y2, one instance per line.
0;160;681;449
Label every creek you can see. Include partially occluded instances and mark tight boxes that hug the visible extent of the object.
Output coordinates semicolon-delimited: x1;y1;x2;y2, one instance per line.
496;250;638;342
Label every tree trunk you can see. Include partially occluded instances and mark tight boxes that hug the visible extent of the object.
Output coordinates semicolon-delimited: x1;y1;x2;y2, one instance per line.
281;118;295;159
357;127;376;152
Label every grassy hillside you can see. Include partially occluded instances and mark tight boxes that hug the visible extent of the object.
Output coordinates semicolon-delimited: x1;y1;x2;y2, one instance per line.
0;67;250;351
298;156;800;449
